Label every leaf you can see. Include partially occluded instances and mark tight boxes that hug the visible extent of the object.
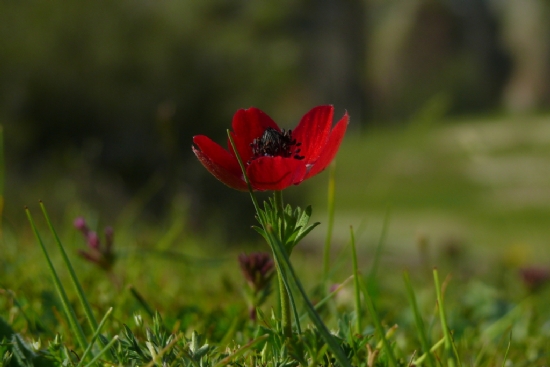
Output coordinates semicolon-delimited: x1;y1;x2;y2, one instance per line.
11;334;37;367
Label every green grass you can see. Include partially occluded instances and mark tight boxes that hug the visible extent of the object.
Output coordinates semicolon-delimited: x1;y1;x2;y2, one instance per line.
2;115;550;365
309;114;550;263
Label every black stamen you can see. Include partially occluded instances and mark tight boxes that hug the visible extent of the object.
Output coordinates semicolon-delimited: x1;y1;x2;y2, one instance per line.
250;127;304;162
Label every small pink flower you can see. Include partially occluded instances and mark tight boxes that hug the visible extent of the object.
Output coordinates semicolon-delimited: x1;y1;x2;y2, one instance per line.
74;217;116;271
238;252;275;321
519;266;550;292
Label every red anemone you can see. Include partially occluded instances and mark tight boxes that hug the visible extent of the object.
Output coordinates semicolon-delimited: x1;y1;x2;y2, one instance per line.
192;105;348;191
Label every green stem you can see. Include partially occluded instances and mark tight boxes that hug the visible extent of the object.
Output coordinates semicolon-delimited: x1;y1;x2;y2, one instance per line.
274;190;285;240
278;270;292;337
433;268;458;367
323;162;336;280
274;190;292;337
350;226;362;334
26;208;88;351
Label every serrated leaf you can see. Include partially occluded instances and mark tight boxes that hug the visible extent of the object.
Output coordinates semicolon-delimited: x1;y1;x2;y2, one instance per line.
190;330;201;354
195;344;210;359
252;226;268;242
293;222;320;246
11;334;37;367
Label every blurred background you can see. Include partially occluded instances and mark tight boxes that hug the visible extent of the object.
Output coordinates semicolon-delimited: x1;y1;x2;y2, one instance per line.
2;0;550;261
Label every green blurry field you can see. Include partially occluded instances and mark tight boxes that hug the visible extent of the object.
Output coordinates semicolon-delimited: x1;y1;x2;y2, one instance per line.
308;114;550;264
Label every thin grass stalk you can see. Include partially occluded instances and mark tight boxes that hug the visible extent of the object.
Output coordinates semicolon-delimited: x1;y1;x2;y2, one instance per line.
500;331;512;367
412;337;445;365
359;277;398;367
128;285;155;318
298;275;354;322
82;336;119;367
39;202;98;332
76;307;113;367
403;271;435;367
349;226;362;334
323;162;336;280
368;207;391;282
274;190;292;338
433;268;459;367
25;208;88;350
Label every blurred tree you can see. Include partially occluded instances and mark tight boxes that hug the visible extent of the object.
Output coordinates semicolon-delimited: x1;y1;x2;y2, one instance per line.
366;0;511;121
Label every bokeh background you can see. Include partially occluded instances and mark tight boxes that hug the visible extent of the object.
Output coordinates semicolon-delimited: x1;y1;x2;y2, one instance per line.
2;0;550;260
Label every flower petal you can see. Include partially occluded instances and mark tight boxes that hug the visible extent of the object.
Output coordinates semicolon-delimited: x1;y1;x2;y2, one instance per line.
192;135;248;191
292;105;334;164
247;157;307;191
229;108;280;163
304;111;349;179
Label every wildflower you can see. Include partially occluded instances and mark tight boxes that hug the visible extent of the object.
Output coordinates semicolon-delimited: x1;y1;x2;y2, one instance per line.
238;252;275;320
192;105;348;191
74;217;116;271
519;266;550;292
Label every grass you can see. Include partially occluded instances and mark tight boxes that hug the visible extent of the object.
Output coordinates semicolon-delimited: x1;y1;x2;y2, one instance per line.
308;113;550;262
2;114;550;365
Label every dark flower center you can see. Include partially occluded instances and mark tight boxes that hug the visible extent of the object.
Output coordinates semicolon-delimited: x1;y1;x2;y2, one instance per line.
250;127;304;161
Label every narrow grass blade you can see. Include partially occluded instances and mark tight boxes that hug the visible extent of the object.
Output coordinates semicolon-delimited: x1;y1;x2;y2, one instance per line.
128;285;155;318
298;275;354;322
368;207;391;282
273;190;296;337
413;336;445;365
323;161;337;280
25;207;88;350
359;277;398;367
265;225;352;367
76;307;113;367
212;334;269;367
82;335;119;367
349;226;362;334
39;202;98;332
433;268;460;367
501;331;512;367
219;316;240;348
273;253;302;336
403;271;435;367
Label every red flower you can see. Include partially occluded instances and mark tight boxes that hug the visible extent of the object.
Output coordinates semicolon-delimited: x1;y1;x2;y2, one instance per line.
192;105;348;191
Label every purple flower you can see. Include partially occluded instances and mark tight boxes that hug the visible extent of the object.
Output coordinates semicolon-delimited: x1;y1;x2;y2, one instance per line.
519;266;550;292
238;252;275;291
74;217;116;271
238;252;275;320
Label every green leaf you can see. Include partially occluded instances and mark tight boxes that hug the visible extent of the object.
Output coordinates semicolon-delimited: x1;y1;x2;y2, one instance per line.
25;208;88;351
11;334;37;367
